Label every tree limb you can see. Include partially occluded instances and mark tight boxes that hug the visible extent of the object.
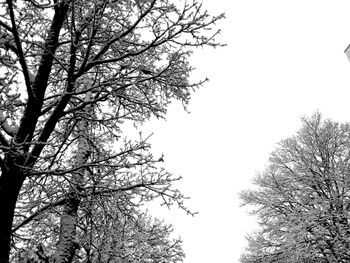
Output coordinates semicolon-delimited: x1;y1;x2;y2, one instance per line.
12;197;67;233
15;0;69;148
5;0;34;100
0;19;13;33
79;0;156;75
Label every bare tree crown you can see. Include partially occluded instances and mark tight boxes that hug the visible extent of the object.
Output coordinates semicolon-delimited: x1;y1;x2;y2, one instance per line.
0;0;224;262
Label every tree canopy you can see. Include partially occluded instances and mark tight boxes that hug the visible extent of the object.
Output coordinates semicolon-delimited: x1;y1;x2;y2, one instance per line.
0;0;223;262
240;113;350;263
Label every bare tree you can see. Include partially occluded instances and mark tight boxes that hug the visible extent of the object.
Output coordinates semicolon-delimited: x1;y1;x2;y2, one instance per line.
240;113;350;263
15;194;185;263
0;0;224;262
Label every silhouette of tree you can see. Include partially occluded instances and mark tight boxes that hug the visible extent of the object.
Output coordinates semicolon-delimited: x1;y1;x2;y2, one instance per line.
240;113;350;263
0;0;224;262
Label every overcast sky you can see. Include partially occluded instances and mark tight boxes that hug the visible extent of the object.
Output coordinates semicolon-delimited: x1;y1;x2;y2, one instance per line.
143;1;350;262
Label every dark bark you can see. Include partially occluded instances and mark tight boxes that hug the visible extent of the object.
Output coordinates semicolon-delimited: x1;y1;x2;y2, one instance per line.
0;167;25;263
16;1;69;148
0;1;69;261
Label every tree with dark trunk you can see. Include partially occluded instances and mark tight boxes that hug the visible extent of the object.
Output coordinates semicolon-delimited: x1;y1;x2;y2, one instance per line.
0;0;224;262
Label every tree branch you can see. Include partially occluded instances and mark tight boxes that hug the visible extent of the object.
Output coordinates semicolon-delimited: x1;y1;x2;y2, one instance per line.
6;0;34;100
15;0;69;148
79;0;156;75
12;197;67;233
0;19;13;33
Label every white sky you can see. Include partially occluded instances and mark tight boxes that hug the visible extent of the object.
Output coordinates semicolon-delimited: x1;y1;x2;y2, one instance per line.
143;1;350;263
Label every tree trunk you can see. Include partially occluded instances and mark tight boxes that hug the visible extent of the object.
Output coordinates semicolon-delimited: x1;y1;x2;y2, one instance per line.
54;196;80;263
54;148;89;263
0;169;25;263
54;93;92;263
0;3;69;260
